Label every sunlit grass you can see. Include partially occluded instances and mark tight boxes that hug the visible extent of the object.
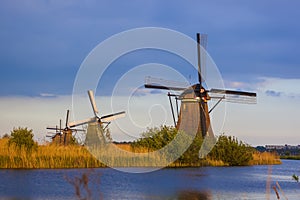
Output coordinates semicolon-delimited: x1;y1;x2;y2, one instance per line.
249;151;281;165
0;138;282;168
0;138;103;168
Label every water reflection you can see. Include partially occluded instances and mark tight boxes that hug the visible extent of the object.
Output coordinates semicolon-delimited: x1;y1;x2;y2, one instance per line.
177;190;212;200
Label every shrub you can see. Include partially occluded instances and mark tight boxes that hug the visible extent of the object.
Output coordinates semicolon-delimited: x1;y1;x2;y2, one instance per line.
208;134;253;166
8;127;38;152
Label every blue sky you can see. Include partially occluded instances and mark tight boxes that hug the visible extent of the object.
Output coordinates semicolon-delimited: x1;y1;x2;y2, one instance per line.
0;0;299;145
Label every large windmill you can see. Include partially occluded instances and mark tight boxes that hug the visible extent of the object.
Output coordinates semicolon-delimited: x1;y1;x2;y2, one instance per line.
145;33;257;138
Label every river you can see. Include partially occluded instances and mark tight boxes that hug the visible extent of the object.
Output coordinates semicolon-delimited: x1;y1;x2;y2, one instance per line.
0;160;299;199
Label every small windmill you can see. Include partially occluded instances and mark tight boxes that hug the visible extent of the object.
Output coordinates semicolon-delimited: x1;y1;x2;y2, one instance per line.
46;110;84;145
145;33;257;138
47;91;125;145
68;90;125;144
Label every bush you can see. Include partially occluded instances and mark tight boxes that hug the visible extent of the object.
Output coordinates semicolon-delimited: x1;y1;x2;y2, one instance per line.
131;126;178;151
131;126;203;165
8;127;38;152
208;135;253;166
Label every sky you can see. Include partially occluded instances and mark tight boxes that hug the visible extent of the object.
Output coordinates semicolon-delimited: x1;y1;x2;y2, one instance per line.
0;0;299;146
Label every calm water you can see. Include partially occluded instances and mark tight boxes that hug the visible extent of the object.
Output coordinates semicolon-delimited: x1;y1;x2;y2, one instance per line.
0;160;299;200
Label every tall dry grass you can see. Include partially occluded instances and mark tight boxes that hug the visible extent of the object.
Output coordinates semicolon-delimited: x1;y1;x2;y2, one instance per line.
0;138;282;168
249;151;282;165
0;138;103;168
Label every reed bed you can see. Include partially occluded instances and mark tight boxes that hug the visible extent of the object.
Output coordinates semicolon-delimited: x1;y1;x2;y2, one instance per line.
0;138;282;168
249;151;282;165
0;138;103;168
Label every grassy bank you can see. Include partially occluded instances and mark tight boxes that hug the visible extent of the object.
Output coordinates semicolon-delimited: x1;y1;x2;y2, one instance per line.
0;138;281;169
0;138;104;168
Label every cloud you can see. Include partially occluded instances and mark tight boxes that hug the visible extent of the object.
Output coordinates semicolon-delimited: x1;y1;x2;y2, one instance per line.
129;88;163;97
39;93;58;98
224;80;256;91
257;77;300;98
265;90;282;97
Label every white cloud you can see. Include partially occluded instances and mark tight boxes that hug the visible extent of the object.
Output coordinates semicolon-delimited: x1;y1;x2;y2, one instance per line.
220;76;300;145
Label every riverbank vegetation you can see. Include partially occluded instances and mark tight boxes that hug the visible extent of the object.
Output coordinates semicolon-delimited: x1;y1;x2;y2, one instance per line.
0;127;103;168
0;126;280;168
131;126;281;166
0;137;104;168
280;155;300;160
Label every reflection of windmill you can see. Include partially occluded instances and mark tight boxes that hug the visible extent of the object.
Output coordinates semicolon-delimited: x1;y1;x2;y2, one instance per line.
46;110;84;145
68;90;125;144
145;33;257;138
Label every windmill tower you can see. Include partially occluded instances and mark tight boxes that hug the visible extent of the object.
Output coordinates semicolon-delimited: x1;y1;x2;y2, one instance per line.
145;33;257;138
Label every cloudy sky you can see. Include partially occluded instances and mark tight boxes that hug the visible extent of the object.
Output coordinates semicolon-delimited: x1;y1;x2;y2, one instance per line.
0;0;299;145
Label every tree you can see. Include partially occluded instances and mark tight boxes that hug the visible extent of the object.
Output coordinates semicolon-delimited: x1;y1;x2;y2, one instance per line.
131;126;202;165
131;126;178;151
8;127;38;152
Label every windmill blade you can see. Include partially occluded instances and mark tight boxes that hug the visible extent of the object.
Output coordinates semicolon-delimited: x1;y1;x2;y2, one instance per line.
59;119;62;132
65;110;70;128
69;128;86;132
209;88;256;97
100;111;125;122
144;76;188;91
196;33;208;85
68;117;97;128
88;90;99;117
46;127;64;131
209;88;257;104
46;135;55;138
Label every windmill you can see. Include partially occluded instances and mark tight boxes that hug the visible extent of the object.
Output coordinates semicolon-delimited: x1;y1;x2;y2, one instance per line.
68;90;125;144
47;90;125;145
144;33;257;138
46;110;85;145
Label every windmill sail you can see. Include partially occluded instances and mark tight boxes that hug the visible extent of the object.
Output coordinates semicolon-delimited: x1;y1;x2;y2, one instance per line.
144;76;189;91
101;111;126;122
68;117;97;128
209;88;257;104
88;90;99;117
